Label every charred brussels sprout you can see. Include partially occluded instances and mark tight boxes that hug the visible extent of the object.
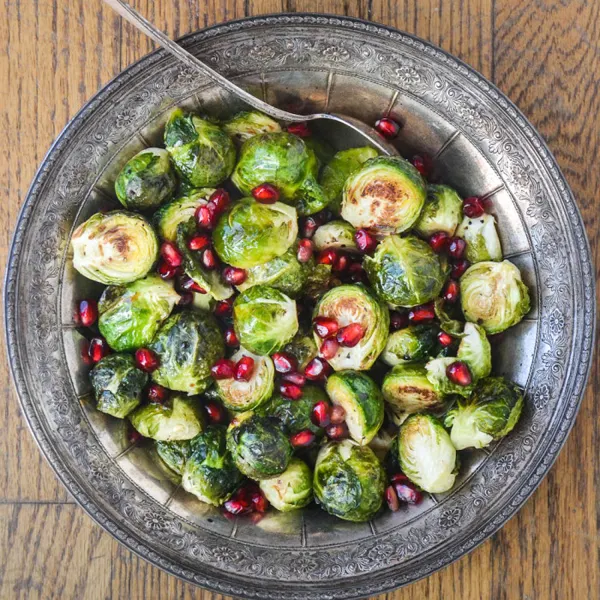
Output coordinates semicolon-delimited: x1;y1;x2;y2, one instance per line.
312;220;359;253
212;198;298;268
181;426;243;505
259;458;313;512
164;109;236;188
456;322;491;381
130;395;204;441
381;325;438;366
153;188;214;241
71;211;159;285
223;111;281;144
414;184;463;237
397;413;458;493
98;275;180;351
115;148;177;211
231;132;328;215
325;371;384;445
150;311;224;394
341;156;426;234
282;334;318;371
456;214;503;263
364;235;445;307
444;376;524;450
314;440;385;522
90;354;148;418
155;440;191;476
460;260;530;334
226;414;293;479
233;286;298;355
216;348;274;412
313;285;389;370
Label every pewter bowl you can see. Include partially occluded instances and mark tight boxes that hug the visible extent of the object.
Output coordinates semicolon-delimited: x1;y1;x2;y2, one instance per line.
5;14;595;599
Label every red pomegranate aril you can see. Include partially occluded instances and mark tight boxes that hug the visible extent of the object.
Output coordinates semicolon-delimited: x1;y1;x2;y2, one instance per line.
181;277;207;294
333;254;349;273
313;316;339;338
451;259;470;279
281;371;306;387
201;248;218;270
447;237;466;259
223;266;247;285
320;337;340;360
252;183;279;203
348;261;365;282
428;231;449;254
297;238;313;263
375;117;401;139
271;352;298;374
214;298;234;317
330;404;346;425
336;323;366;347
211;358;236;380
222;509;236;521
129;428;143;444
411;154;432;178
187;234;211;252
204;400;227;424
438;331;454;347
157;259;179;280
147;383;169;403
135;348;159;372
390;472;409;484
408;302;436;323
80;340;94;366
77;299;98;327
354;229;377;254
160;241;183;267
443;279;460;303
251;490;269;513
311;400;331;428
316;248;337;265
463;196;485;218
290;429;316;448
446;360;472;386
304;357;331;381
178;292;193;306
325;422;349;440
287;122;311;137
224;497;251;515
390;311;409;331
209;188;230;214
195;204;216;229
224;327;239;347
302;216;320;238
280;381;303;400
394;481;423;505
385;485;400;512
88;337;110;363
235;355;255;381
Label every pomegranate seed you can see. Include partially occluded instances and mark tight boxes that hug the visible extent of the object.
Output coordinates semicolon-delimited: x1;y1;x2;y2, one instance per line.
178;292;193;306
374;117;401;139
281;371;306;387
302;216;320;238
330;404;346;425
251;490;269;513
204;400;227;424
157;259;179;280
348;262;365;283
463;196;485;218
187;234;211;252
394;481;423;504
135;348;159;372
224;327;239;347
336;323;366;347
385;485;400;511
411;154;432;178
451;259;470;279
77;299;98;327
354;229;377;253
209;188;230;214
211;358;236;380
223;266;247;285
390;311;409;331
313;316;339;338
325;422;349;440
195;204;216;229
390;473;409;484
447;237;466;259
408;302;436;323
235;356;255;381
311;400;331;428
280;382;303;400
428;231;449;254
271;352;298;374
297;238;313;263
88;337;110;363
147;383;168;403
320;337;340;360
80;340;94;366
316;248;337;265
201;248;218;270
252;183;279;203
290;429;316;448
446;361;472;386
443;279;460;303
224;498;251;515
333;254;349;273
160;241;183;267
129;428;143;444
287;122;311;137
181;277;207;294
304;357;331;381
214;298;234;317
222;509;236;521
438;331;453;347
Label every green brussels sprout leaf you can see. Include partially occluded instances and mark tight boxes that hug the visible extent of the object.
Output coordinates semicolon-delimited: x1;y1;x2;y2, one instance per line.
456;322;492;381
155;440;192;476
456;214;503;263
223;111;281;145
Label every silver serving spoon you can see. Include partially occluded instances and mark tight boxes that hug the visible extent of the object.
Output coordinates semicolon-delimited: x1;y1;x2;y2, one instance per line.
103;0;398;156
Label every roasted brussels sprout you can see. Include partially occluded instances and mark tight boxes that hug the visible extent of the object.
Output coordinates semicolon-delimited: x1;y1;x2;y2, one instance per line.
368;429;396;462
233;285;299;355
325;371;384;445
382;363;446;422
460;260;530;334
282;334;318;371
231;132;328;215
320;147;379;213
181;426;243;505
155;440;191;476
129;394;204;441
164;108;236;187
150;311;225;394
304;263;333;301
115;148;177;211
397;413;458;493
97;275;180;351
414;184;463;237
226;413;293;480
312;220;359;253
212;198;298;268
313;285;389;370
456;322;491;381
223;111;281;144
90;353;148;418
71;211;159;285
153;188;214;241
341;156;426;234
216;348;274;412
381;324;438;366
456;214;503;263
434;298;464;337
313;440;386;522
444;376;524;450
259;458;314;512
364;235;445;307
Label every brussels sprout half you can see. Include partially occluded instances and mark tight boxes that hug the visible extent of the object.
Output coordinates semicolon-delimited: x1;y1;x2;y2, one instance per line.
364;235;445;308
381;324;438;366
212;198;298;269
259;458;314;512
445;376;524;450
314;440;386;522
312;220;359;254
164;109;236;188
155;440;192;476
153;188;214;241
456;214;503;263
397;413;458;493
313;284;389;370
90;353;148;418
98;275;180;352
71;211;159;285
456;322;492;381
129;395;204;441
181;426;243;506
414;184;463;237
150;311;225;395
341;156;426;234
325;371;384;445
115;148;178;211
460;260;530;334
223;111;281;144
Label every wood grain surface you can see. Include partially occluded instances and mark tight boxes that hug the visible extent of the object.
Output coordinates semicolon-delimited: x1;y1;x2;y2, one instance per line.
0;1;598;598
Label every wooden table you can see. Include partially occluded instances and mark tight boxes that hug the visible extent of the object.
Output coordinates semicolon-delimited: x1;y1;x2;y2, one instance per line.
1;1;598;598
